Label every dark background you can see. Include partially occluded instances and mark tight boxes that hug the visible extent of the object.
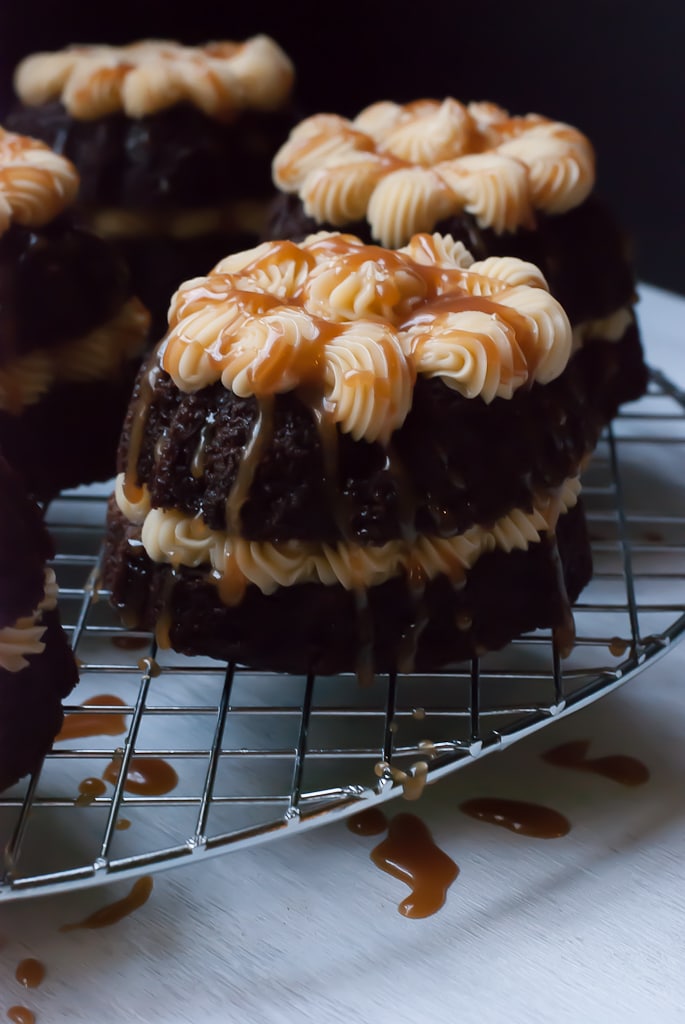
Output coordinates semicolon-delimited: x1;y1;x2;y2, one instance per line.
1;0;682;293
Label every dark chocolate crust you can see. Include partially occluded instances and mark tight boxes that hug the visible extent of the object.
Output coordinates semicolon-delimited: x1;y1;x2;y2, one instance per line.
0;453;52;627
102;497;592;675
117;324;644;545
264;193;637;328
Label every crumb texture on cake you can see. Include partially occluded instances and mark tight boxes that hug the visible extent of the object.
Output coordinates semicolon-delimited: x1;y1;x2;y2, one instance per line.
14;36;295;120
272;100;595;246
0;126;78;233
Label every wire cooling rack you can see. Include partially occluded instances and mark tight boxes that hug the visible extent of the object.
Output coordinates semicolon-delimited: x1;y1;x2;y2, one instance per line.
1;369;684;902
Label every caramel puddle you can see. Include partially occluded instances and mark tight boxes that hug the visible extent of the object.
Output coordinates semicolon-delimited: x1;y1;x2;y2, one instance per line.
542;740;650;787
371;813;459;918
102;757;179;796
347;807;388;836
7;1007;35;1024
15;958;45;989
56;695;128;742
60;876;153;932
460;797;571;838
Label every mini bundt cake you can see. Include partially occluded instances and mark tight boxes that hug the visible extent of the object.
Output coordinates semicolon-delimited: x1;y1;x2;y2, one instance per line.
267;98;647;421
8;37;296;338
0;452;79;791
0;125;150;499
102;231;597;678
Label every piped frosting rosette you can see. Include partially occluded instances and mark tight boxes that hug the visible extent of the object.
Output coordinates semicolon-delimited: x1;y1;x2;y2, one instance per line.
0;126;78;237
159;230;572;444
272;99;595;246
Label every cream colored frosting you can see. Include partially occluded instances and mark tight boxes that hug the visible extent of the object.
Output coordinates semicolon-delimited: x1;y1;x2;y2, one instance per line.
273;99;596;244
571;306;636;349
0;569;58;673
0;297;150;414
0;127;79;237
115;473;581;598
14;36;294;120
159;233;572;438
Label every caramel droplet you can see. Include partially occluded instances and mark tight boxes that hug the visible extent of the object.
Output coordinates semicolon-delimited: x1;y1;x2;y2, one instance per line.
347;807;388;836
75;777;108;806
102;757;179;796
56;695;128;742
7;1007;35;1024
460;797;571;838
542;740;650;787
115;818;132;831
15;958;45;989
60;876;153;932
371;813;459;918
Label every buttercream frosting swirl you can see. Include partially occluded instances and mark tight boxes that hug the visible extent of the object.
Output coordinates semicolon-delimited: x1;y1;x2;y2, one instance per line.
14;36;294;120
273;99;596;244
159;232;572;438
115;474;581;598
0;127;78;237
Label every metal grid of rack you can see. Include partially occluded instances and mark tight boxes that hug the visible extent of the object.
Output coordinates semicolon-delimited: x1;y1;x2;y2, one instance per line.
1;369;684;902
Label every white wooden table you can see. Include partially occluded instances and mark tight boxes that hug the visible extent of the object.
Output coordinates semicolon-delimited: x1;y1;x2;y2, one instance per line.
0;284;683;1024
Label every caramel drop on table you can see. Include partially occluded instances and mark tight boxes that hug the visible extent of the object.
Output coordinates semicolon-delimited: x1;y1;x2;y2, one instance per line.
15;959;45;989
460;797;571;838
75;777;107;806
7;1007;35;1024
56;695;128;742
542;740;650;787
60;876;153;932
102;756;179;796
347;807;388;836
371;813;459;918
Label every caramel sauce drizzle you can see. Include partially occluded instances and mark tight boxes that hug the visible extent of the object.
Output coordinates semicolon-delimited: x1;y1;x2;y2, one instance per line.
55;695;128;742
460;797;571;838
14;959;45;989
102;756;179;796
7;1007;35;1024
347;807;388;836
60;876;153;932
371;813;459;917
542;740;650;787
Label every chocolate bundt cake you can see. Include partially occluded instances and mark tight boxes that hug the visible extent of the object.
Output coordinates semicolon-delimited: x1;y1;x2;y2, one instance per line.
102;231;597;678
267;99;647;419
8;37;296;338
0;453;78;791
0;126;150;499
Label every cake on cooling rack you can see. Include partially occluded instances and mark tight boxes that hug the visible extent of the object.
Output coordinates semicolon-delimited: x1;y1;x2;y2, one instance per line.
7;36;296;339
102;231;597;677
0;126;150;500
267;98;647;421
0;452;78;791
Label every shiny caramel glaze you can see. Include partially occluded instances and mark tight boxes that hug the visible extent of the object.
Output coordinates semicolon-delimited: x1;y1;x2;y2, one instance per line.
371;812;459;917
460;797;571;838
102;756;179;796
14;959;45;989
56;694;128;742
60;876;153;932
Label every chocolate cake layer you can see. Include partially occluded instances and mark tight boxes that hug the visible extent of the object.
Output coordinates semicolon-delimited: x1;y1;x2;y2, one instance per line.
0;608;78;792
103;498;591;675
119;324;641;545
0;452;52;626
265;193;636;328
0;219;132;359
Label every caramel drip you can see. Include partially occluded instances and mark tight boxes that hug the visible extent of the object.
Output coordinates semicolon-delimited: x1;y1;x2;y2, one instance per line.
460;797;571;838
7;1008;35;1024
102;756;179;796
542;740;650;787
123;364;158;504
608;637;629;658
154;570;177;650
190;423;211;479
116;818;132;831
370;813;459;918
347;807;388;836
137;656;161;677
15;959;45;989
224;396;275;533
310;398;350;539
547;534;576;659
56;695;128;742
75;777;107;806
60;876;153;932
111;635;149;650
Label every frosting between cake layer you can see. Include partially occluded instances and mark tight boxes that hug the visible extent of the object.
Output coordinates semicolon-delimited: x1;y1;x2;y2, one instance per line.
115;473;581;601
0;297;150;414
0;568;57;673
159;232;572;441
14;36;295;120
0;127;79;236
272;100;595;244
